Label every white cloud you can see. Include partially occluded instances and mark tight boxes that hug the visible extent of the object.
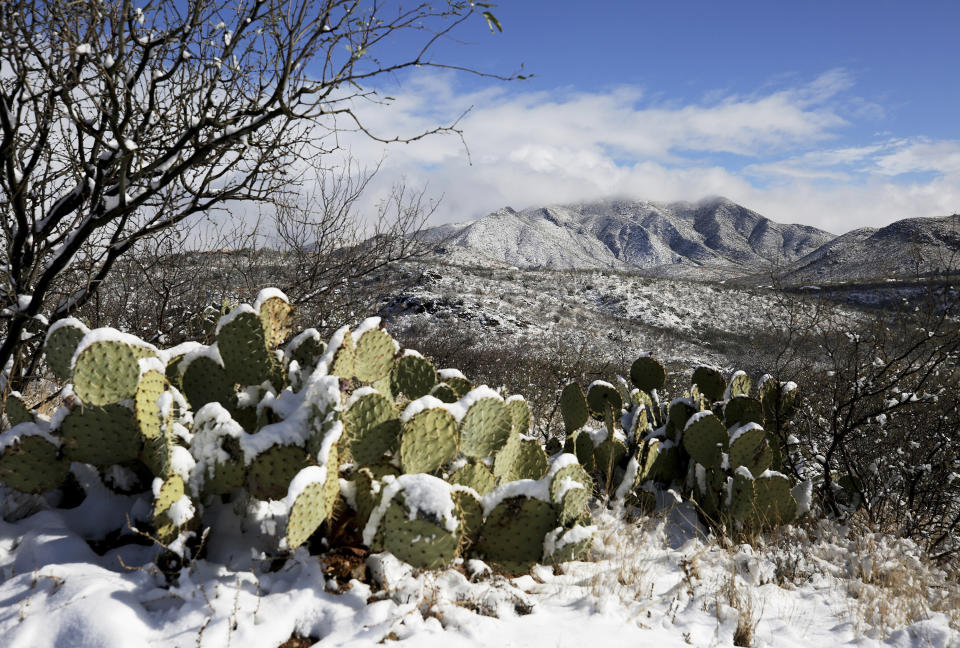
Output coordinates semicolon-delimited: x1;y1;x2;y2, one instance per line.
327;70;960;234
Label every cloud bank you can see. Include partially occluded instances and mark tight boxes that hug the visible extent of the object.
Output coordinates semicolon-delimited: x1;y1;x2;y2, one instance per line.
334;70;960;234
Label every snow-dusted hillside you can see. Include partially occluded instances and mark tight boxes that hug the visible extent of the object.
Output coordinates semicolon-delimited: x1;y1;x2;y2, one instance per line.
776;214;960;283
422;197;835;277
379;260;829;374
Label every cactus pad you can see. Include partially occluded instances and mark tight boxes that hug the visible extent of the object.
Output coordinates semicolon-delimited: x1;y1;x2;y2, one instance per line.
379;496;460;569
258;295;294;349
453;488;483;548
73;340;144;406
391;354;438;400
180;354;233;410
586;382;622;419
724;396;764;427
460;396;511;459
692;366;726;403
560;383;589;434
729;471;755;521
61;403;142;466
354;328;396;383
217;310;273;386
630;356;666;393
728;424;767;472
344;391;400;466
4;394;32;427
0;430;69;493
449;462;496;495
246;445;311;501
683;413;727;469
752;472;798;527
477;496;556;573
44;320;88;381
430;383;458;403
506;397;532;435
399;408;458;474
727;370;751;398
493;435;549;483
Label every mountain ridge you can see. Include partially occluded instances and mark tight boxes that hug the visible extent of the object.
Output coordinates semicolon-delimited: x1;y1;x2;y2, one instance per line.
423;198;959;282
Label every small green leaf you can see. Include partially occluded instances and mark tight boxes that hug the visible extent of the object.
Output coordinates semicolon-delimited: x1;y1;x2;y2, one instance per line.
482;11;502;33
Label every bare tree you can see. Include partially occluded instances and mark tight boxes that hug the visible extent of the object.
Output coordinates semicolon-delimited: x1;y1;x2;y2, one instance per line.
0;0;511;390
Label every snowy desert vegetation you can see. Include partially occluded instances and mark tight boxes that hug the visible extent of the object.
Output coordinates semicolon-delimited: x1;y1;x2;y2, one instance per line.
1;0;959;645
1;276;959;647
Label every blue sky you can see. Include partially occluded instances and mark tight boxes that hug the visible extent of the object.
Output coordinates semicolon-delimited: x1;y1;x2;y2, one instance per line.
340;1;960;233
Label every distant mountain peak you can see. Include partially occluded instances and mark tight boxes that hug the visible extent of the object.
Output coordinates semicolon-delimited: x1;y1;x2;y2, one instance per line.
423;197;836;278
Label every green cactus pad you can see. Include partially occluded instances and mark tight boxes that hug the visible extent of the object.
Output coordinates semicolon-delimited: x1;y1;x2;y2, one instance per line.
746;441;773;477
630;356;666;393
180;354;233;410
666;399;697;441
493;434;549;483
752;472;798;527
287;330;325;372
728;424;767;472
354;328;396;383
430;383;458;403
134;369;170;441
460;396;511;459
443;376;472;399
449;462;497;496
682;413;727;469
453;489;483;549
477;496;556;573
593;436;628;485
285;479;328;549
692;366;726;403
4;394;32;427
380;496;460;569
506;397;532;435
586;382;622;419
329;330;356;379
349;468;378;527
217;310;273;386
399;408;458;474
549;462;594;522
0;431;69;493
258;295;294;349
729;471;755;521
724;396;764;427
727;370;751;398
153;474;187;544
73;340;144;406
45;321;88;381
344;391;401;466
633;438;660;486
285;449;340;550
246;445;312;501
649;443;684;482
545;526;594;565
390;354;438;400
61;403;142;466
560;383;589;434
572;432;596;472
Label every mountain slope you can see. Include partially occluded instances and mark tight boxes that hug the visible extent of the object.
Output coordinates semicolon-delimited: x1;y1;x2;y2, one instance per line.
779;214;960;282
424;197;836;277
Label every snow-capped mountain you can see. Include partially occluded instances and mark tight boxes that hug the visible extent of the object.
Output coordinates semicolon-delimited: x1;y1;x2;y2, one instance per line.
423;197;835;277
775;214;960;282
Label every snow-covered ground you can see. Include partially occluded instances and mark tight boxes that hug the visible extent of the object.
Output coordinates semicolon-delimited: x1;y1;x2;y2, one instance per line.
2;481;956;648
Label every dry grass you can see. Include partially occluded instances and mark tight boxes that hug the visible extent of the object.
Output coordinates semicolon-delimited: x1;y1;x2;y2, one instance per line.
844;526;960;638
